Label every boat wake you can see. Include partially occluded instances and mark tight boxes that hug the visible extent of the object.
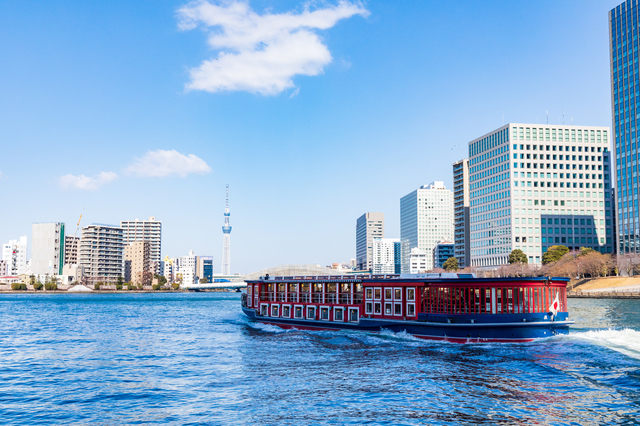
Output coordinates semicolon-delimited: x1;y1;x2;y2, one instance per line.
567;328;640;360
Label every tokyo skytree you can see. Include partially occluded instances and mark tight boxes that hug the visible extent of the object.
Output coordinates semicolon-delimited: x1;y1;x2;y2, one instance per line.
221;184;232;275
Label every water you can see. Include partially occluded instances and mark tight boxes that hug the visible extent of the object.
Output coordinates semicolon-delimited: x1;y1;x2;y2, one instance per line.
0;293;638;425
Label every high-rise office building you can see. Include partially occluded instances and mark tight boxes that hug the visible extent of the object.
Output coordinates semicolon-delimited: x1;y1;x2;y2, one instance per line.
124;241;151;285
79;224;124;284
453;159;471;268
400;182;454;272
469;124;614;267
371;238;401;274
120;217;162;266
356;212;384;271
1;236;28;276
31;222;65;276
610;2;639;253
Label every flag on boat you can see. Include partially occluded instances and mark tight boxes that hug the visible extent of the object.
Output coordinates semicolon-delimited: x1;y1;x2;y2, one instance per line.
550;293;560;315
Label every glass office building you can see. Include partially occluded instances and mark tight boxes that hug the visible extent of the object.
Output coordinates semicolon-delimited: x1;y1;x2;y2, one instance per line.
610;1;640;253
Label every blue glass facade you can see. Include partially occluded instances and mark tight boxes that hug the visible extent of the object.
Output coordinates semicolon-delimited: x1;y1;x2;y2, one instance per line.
611;1;640;253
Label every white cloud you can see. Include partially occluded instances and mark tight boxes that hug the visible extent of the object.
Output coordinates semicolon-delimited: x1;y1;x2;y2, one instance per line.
126;149;212;177
59;171;117;191
177;0;368;95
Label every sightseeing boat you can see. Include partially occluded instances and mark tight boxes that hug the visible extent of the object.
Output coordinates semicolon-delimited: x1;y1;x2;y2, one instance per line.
241;273;573;343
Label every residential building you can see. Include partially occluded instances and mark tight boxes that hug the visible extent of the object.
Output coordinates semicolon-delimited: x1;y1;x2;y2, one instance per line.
178;250;197;287
79;224;124;284
356;212;384;271
468;124;613;267
0;259;7;275
120;217;162;266
400;182;454;272
164;256;177;283
197;256;214;283
453;159;471;267
1;236;28;276
408;248;428;274
610;2;639;253
64;236;79;265
433;241;455;269
371;238;401;274
31;223;65;276
124;241;151;285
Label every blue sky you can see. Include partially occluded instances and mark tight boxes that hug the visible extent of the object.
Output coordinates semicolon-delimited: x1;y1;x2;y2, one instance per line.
0;0;622;274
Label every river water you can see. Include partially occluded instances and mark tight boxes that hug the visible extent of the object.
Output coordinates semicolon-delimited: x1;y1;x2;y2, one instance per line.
0;293;638;425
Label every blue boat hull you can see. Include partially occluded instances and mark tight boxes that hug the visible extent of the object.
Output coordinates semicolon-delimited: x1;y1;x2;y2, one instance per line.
242;307;573;343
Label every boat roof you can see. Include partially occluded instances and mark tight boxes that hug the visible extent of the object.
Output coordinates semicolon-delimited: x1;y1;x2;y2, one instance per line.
245;273;570;284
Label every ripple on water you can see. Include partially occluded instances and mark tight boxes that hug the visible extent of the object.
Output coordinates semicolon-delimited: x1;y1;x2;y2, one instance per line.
0;294;638;425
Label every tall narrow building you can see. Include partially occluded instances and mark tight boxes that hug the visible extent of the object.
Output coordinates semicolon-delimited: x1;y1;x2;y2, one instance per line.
221;185;232;275
400;182;454;272
120;217;162;267
79;224;124;284
355;212;384;271
1;236;28;276
610;2;639;253
31;222;65;276
452;159;471;268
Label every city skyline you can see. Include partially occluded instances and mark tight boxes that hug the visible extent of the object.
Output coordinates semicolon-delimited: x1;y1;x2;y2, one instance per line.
0;0;623;273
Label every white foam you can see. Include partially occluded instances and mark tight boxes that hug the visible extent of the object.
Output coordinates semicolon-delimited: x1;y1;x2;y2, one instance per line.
248;321;291;333
569;328;640;360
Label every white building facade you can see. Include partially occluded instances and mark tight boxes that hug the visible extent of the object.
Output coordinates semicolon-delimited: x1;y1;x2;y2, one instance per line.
356;212;384;271
453;159;471;268
469;123;614;266
408;248;428;274
371;238;400;274
1;236;28;276
400;182;454;272
120;217;162;267
31;222;65;276
178;251;197;287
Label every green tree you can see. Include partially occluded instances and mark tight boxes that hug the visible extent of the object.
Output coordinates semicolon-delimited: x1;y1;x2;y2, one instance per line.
442;257;459;272
200;276;209;284
158;275;167;286
579;247;597;256
509;249;528;264
117;275;124;287
542;245;569;265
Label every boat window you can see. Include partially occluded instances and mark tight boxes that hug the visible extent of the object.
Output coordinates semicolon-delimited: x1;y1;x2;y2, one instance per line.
334;308;344;321
374;302;381;314
327;283;337;293
534;288;539;313
261;305;268;316
355;283;363;293
374;288;382;300
385;288;392;300
271;305;279;317
320;307;329;320
474;289;481;314
288;283;298;293
283;305;290;317
507;288;514;314
394;288;402;301
365;288;373;300
267;283;274;292
394;303;402;316
313;283;323;303
247;286;252;296
496;288;503;314
326;283;337;304
307;306;316;319
407;303;415;316
340;283;350;293
485;288;492;314
295;306;303;318
384;302;392;315
407;288;415;301
365;302;373;314
349;308;359;322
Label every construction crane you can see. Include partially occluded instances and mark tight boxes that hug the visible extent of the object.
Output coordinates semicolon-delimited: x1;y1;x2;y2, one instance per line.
73;208;85;239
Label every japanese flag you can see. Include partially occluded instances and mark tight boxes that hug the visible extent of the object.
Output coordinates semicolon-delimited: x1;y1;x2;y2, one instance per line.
550;293;560;316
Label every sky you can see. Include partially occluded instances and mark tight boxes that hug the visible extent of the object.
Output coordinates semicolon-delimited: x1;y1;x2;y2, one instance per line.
0;0;624;274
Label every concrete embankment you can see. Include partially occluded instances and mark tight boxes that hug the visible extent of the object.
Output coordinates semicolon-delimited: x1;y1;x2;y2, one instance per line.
569;277;640;299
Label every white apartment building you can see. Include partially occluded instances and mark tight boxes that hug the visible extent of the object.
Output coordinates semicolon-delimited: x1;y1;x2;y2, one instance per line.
31;222;65;276
0;259;8;276
408;248;428;274
2;236;28;276
371;238;400;274
178;250;197;287
79;224;125;284
400;182;454;272
120;217;162;266
64;236;79;265
356;212;384;271
469;124;614;266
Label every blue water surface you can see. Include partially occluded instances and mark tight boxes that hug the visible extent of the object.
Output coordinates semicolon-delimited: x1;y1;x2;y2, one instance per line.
0;293;638;425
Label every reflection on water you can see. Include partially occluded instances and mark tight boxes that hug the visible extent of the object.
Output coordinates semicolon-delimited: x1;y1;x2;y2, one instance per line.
0;294;638;425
